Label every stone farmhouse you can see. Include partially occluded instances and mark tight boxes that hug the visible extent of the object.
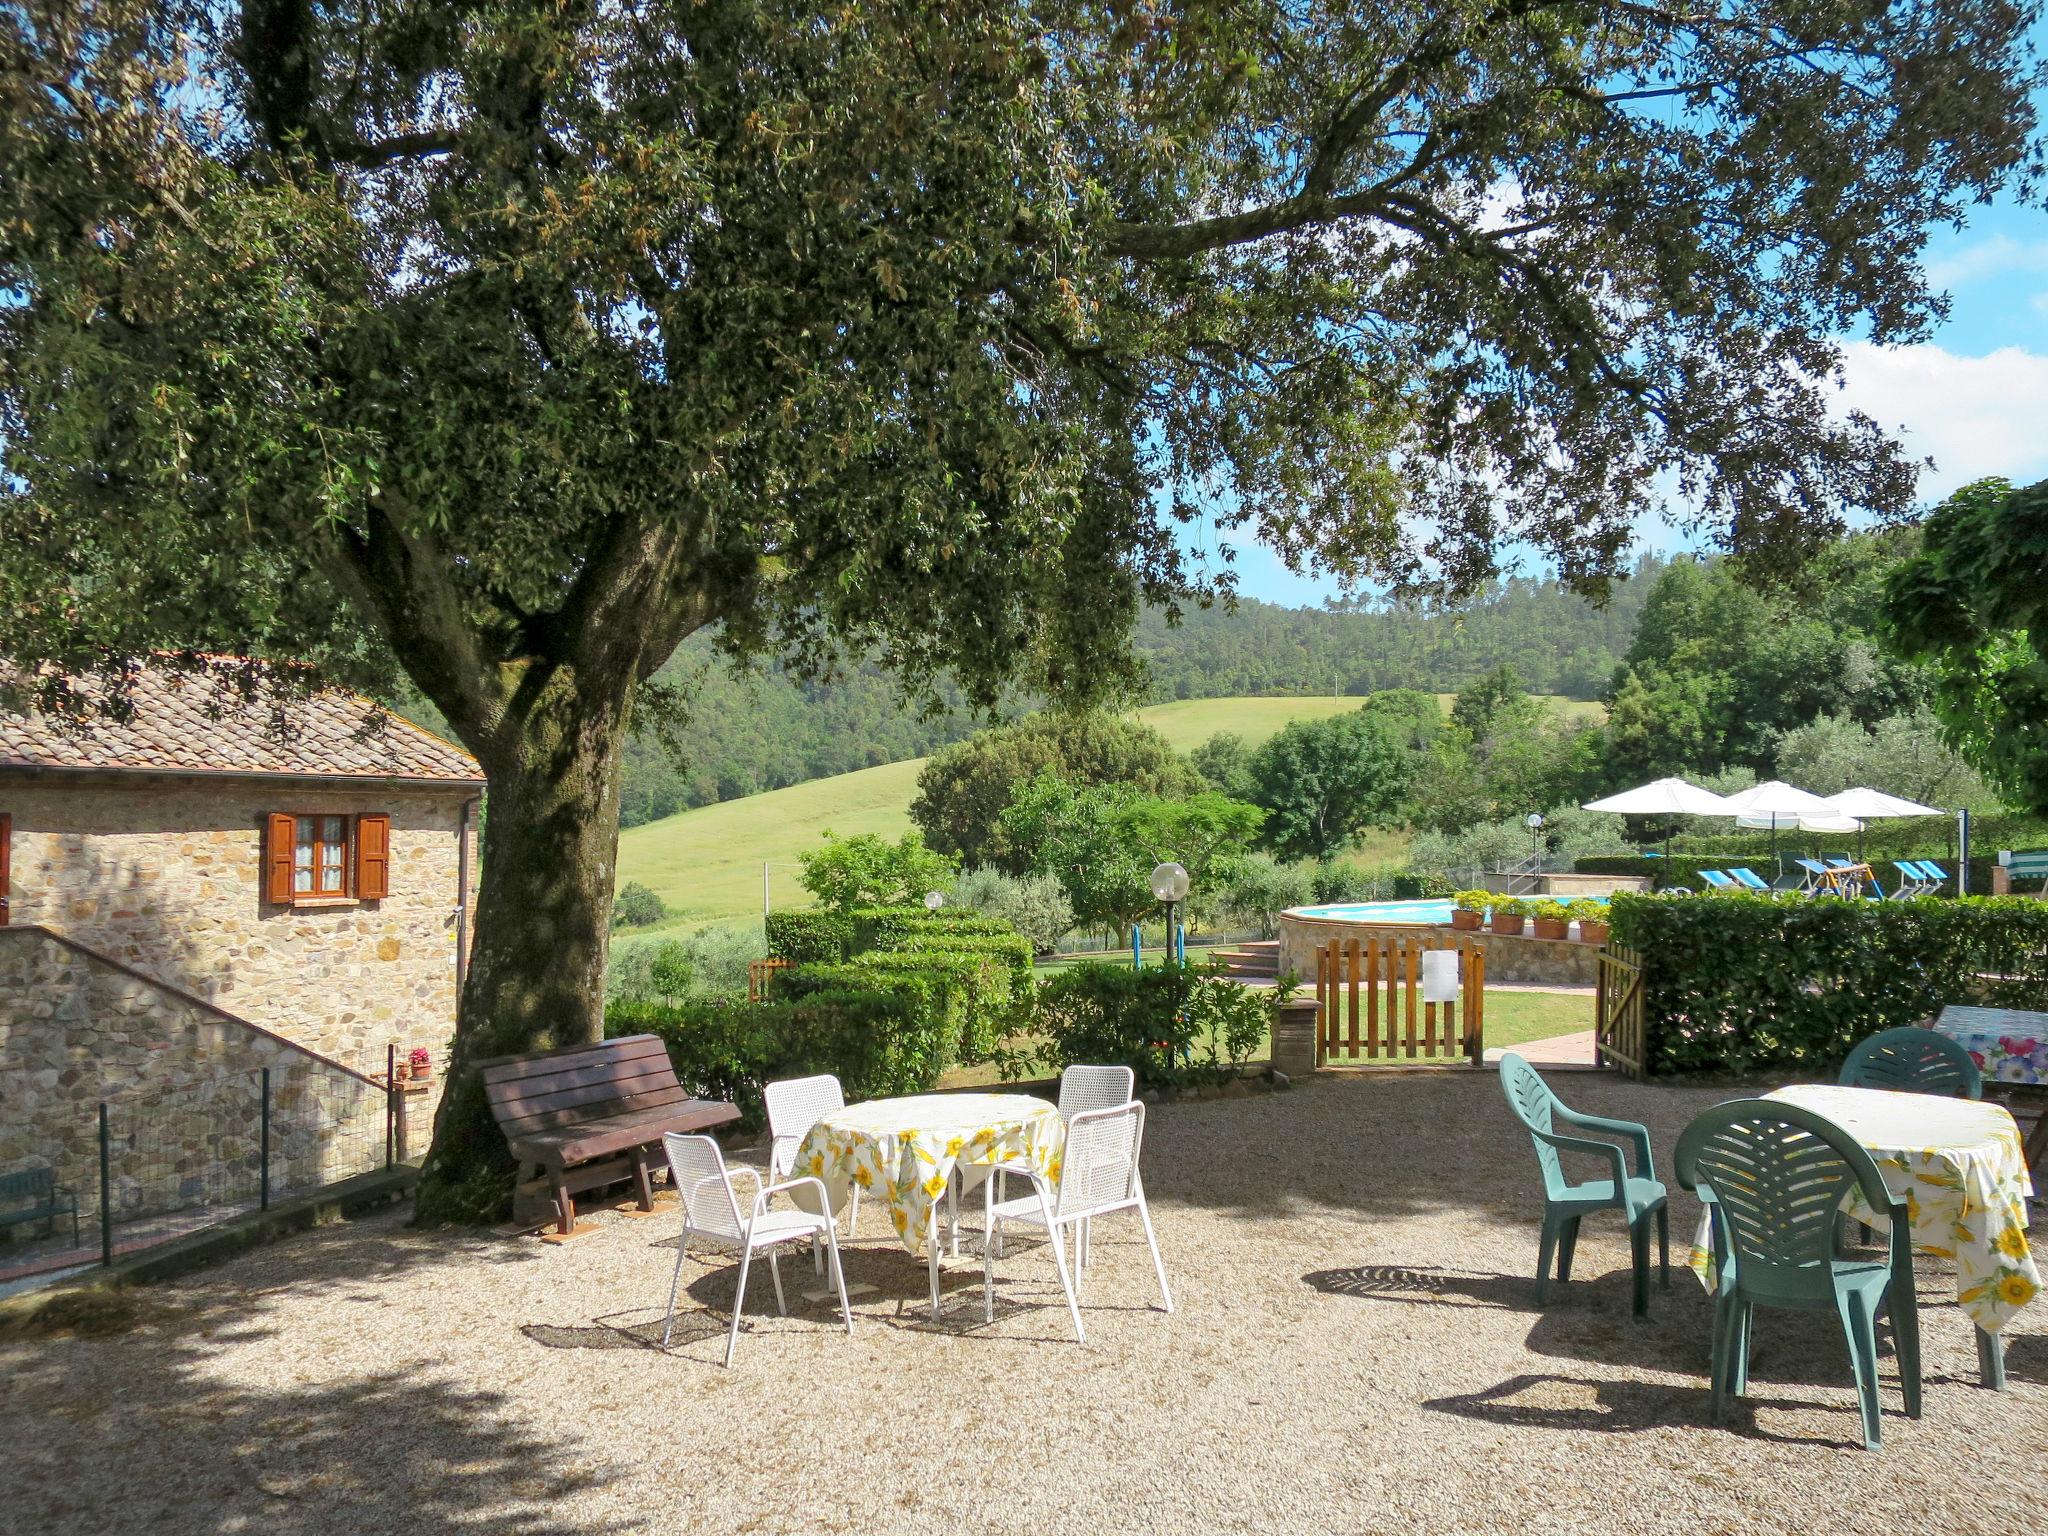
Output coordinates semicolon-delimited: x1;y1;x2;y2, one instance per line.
0;666;482;1238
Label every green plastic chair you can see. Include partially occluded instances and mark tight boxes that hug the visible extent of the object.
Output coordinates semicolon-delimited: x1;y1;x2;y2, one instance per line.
1675;1099;1921;1450
1839;1026;1983;1100
1498;1052;1669;1317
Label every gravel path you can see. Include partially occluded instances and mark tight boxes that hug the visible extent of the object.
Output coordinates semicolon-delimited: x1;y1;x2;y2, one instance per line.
6;1072;2046;1535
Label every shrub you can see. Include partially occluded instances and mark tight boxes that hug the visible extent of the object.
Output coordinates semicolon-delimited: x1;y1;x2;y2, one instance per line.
1532;899;1570;922
951;867;1076;953
1219;853;1313;938
611;880;667;928
888;930;1034;1001
1453;889;1493;914
764;910;853;962
1391;871;1456;899
1607;891;2048;1076
783;949;1017;1066
847;904;1011;953
1030;961;1272;1089
1309;860;1389;904
607;987;948;1129
797;829;958;912
606;925;765;1004
1565;899;1606;924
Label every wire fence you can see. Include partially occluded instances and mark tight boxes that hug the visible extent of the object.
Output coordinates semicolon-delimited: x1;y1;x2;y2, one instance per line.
1;1046;421;1285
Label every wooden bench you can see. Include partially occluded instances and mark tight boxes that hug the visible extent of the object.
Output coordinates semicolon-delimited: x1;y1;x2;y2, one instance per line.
480;1035;739;1236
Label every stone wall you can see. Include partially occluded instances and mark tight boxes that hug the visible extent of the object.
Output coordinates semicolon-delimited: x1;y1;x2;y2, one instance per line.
0;927;388;1229
1;775;475;1073
1278;910;1603;989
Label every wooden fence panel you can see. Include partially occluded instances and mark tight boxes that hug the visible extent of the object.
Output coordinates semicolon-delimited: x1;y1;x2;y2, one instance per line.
1315;935;1484;1066
1595;943;1647;1080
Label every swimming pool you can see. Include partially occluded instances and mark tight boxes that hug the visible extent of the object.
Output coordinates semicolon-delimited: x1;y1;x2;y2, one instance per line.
1291;899;1456;925
1290;895;1611;926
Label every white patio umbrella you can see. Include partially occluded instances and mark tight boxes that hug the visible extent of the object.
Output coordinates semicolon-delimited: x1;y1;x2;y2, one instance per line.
1820;787;1944;861
1581;776;1737;858
1721;780;1841;861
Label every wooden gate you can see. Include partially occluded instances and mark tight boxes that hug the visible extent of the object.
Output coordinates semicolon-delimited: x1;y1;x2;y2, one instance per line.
1313;935;1484;1066
1594;943;1647;1080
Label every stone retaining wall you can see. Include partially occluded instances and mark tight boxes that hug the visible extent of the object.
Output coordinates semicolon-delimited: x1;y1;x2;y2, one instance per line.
0;927;388;1233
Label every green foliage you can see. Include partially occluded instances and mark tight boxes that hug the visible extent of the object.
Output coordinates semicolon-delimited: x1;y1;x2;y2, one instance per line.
1002;772;1264;932
845;904;1010;952
1029;962;1272;1089
764;911;855;963
1884;478;2048;814
910;712;1198;871
1572;855;1729;891
606;989;947;1130
1307;860;1394;903
783;949;1015;1066
950;867;1076;955
1606;891;2048;1076
1247;712;1409;861
797;830;957;913
888;931;1035;1005
1188;732;1257;800
607;925;763;1004
1218;853;1315;937
1771;707;1995;809
611;881;669;930
1454;889;1493;914
1565;899;1607;924
1531;899;1570;922
1357;689;1447;754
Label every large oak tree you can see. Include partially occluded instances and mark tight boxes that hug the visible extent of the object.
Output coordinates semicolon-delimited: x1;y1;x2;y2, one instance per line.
2;0;2037;1216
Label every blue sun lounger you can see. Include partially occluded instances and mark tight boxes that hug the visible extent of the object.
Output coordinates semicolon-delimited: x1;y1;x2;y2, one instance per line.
1891;861;1931;898
1912;859;1952;894
1725;867;1773;892
1697;869;1740;891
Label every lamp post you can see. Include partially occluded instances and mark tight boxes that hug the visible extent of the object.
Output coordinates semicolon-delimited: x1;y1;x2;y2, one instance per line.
1150;862;1191;967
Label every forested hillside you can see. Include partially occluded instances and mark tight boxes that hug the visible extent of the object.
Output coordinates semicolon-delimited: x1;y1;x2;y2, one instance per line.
612;559;1666;825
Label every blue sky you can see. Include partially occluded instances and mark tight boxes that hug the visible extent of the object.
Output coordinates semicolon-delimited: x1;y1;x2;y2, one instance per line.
1227;103;2048;608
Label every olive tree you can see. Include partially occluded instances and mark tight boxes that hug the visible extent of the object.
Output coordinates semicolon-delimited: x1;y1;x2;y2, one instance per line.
3;0;2036;1216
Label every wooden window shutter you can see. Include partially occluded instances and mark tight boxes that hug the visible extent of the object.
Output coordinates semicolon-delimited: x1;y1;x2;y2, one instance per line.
355;813;391;900
263;813;297;904
0;812;11;926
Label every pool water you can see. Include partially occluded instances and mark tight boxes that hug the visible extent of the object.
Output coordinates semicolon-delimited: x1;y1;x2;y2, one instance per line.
1292;899;1456;925
1291;896;1610;925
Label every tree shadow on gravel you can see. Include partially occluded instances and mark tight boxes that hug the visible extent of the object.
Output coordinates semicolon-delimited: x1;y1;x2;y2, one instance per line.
1;1207;616;1536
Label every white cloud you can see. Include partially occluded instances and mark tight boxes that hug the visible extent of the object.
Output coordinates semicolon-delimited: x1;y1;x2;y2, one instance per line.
1924;234;2048;290
1834;340;2048;497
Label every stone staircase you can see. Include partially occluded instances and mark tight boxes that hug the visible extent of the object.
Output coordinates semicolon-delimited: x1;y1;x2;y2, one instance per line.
1211;939;1279;981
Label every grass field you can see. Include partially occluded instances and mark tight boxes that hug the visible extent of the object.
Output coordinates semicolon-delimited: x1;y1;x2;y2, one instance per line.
616;692;1601;934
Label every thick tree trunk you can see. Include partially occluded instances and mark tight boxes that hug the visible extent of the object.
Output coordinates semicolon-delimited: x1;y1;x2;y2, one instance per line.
414;667;631;1224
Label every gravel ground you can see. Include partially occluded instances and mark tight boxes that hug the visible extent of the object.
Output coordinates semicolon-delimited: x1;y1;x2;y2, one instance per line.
6;1072;2047;1536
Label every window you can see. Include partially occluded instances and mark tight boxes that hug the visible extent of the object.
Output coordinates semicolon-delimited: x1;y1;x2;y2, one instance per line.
295;814;351;897
264;812;390;904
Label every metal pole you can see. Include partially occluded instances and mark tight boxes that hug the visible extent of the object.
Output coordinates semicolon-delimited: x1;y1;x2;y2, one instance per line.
1130;922;1142;971
386;1042;397;1169
763;861;771;920
260;1068;271;1211
98;1102;112;1267
1959;809;1972;896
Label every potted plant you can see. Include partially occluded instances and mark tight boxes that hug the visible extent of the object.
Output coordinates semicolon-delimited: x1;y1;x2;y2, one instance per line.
1489;897;1529;936
409;1046;433;1083
1450;890;1490;932
1569;899;1611;946
1530;899;1570;940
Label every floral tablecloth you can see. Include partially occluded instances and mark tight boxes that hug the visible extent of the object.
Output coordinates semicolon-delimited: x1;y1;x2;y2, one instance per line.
1933;1005;2048;1085
1688;1084;2040;1333
790;1093;1063;1255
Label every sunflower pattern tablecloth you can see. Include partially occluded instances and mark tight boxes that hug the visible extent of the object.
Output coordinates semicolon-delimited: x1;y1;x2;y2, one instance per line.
790;1093;1063;1255
1687;1084;2039;1333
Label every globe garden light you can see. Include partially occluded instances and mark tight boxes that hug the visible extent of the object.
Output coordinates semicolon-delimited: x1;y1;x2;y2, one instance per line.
1526;813;1544;830
923;890;945;910
1149;862;1191;902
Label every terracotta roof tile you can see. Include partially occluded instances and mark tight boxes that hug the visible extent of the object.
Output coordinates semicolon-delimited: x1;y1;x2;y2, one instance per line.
0;665;484;784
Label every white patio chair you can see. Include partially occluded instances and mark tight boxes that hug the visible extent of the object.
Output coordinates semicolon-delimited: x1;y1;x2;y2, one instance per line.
660;1132;853;1367
765;1072;856;1263
989;1064;1137;1260
981;1100;1172;1342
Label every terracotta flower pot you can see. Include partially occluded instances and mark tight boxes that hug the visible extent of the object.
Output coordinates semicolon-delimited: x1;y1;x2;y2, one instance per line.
1578;921;1611;946
1532;917;1569;940
1489;913;1526;936
1450;909;1483;932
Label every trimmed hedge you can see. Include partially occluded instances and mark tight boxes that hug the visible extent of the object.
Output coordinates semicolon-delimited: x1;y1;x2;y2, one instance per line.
1606;891;2048;1076
606;987;948;1129
848;904;1013;953
1028;961;1271;1089
764;910;853;962
1573;855;1741;891
887;930;1034;1000
781;949;1015;1066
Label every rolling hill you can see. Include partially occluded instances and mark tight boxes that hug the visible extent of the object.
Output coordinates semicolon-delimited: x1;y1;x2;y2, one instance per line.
615;693;1602;933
